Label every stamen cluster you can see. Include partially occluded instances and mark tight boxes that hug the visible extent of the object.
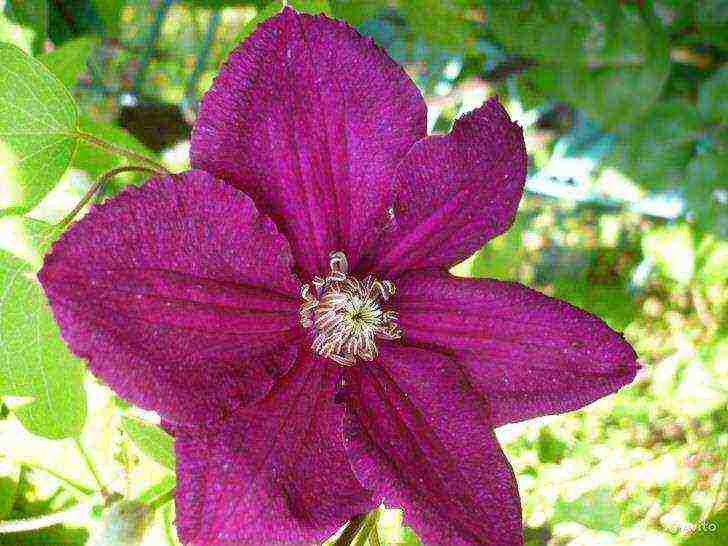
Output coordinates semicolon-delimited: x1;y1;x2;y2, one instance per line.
299;251;402;366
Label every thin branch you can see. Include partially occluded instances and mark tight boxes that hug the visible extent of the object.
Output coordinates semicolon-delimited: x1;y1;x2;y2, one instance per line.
58;166;157;228
76;131;169;174
73;437;108;498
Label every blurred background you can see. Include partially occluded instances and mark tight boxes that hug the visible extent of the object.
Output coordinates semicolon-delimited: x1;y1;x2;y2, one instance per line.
0;1;726;545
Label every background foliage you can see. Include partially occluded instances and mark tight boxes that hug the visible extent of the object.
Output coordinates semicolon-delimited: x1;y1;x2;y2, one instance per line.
0;0;726;545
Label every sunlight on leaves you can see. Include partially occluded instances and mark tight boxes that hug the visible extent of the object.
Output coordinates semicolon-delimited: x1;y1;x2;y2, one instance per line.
0;42;78;214
122;417;176;471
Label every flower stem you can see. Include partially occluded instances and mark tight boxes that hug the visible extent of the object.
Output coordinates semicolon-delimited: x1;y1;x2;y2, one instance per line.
0;503;89;534
76;131;170;174
73;437;107;497
58;165;157;228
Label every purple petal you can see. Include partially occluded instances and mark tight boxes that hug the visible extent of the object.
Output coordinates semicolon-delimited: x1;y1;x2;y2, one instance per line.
394;269;639;426
39;170;303;426
364;98;526;278
191;7;427;279
175;349;375;546
343;344;523;546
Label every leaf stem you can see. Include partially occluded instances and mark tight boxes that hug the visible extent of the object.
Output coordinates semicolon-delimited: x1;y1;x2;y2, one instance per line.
73;437;107;497
76;130;170;174
147;487;176;512
58;165;157;228
18;461;95;499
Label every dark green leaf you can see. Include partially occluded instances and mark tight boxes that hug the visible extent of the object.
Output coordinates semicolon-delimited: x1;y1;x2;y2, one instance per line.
400;0;477;52
607;101;703;191
0;43;78;214
3;0;49;53
536;428;568;464
685;152;728;237
90;0;125;36
0;461;20;519
698;66;728;125
121;416;175;471
38;35;98;90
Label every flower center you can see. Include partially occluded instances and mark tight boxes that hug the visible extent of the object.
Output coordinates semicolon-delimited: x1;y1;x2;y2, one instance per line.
299;251;402;366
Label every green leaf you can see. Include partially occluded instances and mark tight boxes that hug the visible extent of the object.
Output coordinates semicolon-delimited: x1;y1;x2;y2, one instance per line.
0;218;87;439
3;0;49;53
607;101;703;191
536;427;568;464
289;0;332;15
507;4;670;127
38;35;98;90
698;66;728;125
399;0;477;52
134;475;176;505
696;0;728;49
553;487;621;533
331;0;385;25
0;460;20;519
73;115;156;184
91;0;125;36
0;43;78;214
483;1;593;64
685;152;728;237
121;417;176;471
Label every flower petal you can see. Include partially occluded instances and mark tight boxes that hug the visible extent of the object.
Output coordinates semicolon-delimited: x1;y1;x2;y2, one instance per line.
365;98;526;278
39;170;302;426
175;349;375;546
394;269;639;426
191;7;427;279
343;344;523;546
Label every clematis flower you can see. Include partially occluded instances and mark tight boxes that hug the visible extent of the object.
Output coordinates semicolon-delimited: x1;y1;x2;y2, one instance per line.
39;8;638;546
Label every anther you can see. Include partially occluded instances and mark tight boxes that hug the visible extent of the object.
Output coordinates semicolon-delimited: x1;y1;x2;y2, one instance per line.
299;251;402;366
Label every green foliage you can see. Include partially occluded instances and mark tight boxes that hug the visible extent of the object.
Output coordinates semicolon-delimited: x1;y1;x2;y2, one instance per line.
0;42;79;214
121;417;176;471
0;218;87;439
685;152;728;236
680;509;728;545
74;115;156;182
607;101;702;191
38;35;98;90
536;428;568;464
491;3;670;128
698;66;728;125
0;461;20;519
553;487;621;533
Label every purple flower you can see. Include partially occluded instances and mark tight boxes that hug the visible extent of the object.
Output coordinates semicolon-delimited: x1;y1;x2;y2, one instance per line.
39;8;638;546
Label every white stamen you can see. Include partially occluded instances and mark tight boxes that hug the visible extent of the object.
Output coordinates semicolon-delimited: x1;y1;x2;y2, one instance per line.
299;251;402;366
